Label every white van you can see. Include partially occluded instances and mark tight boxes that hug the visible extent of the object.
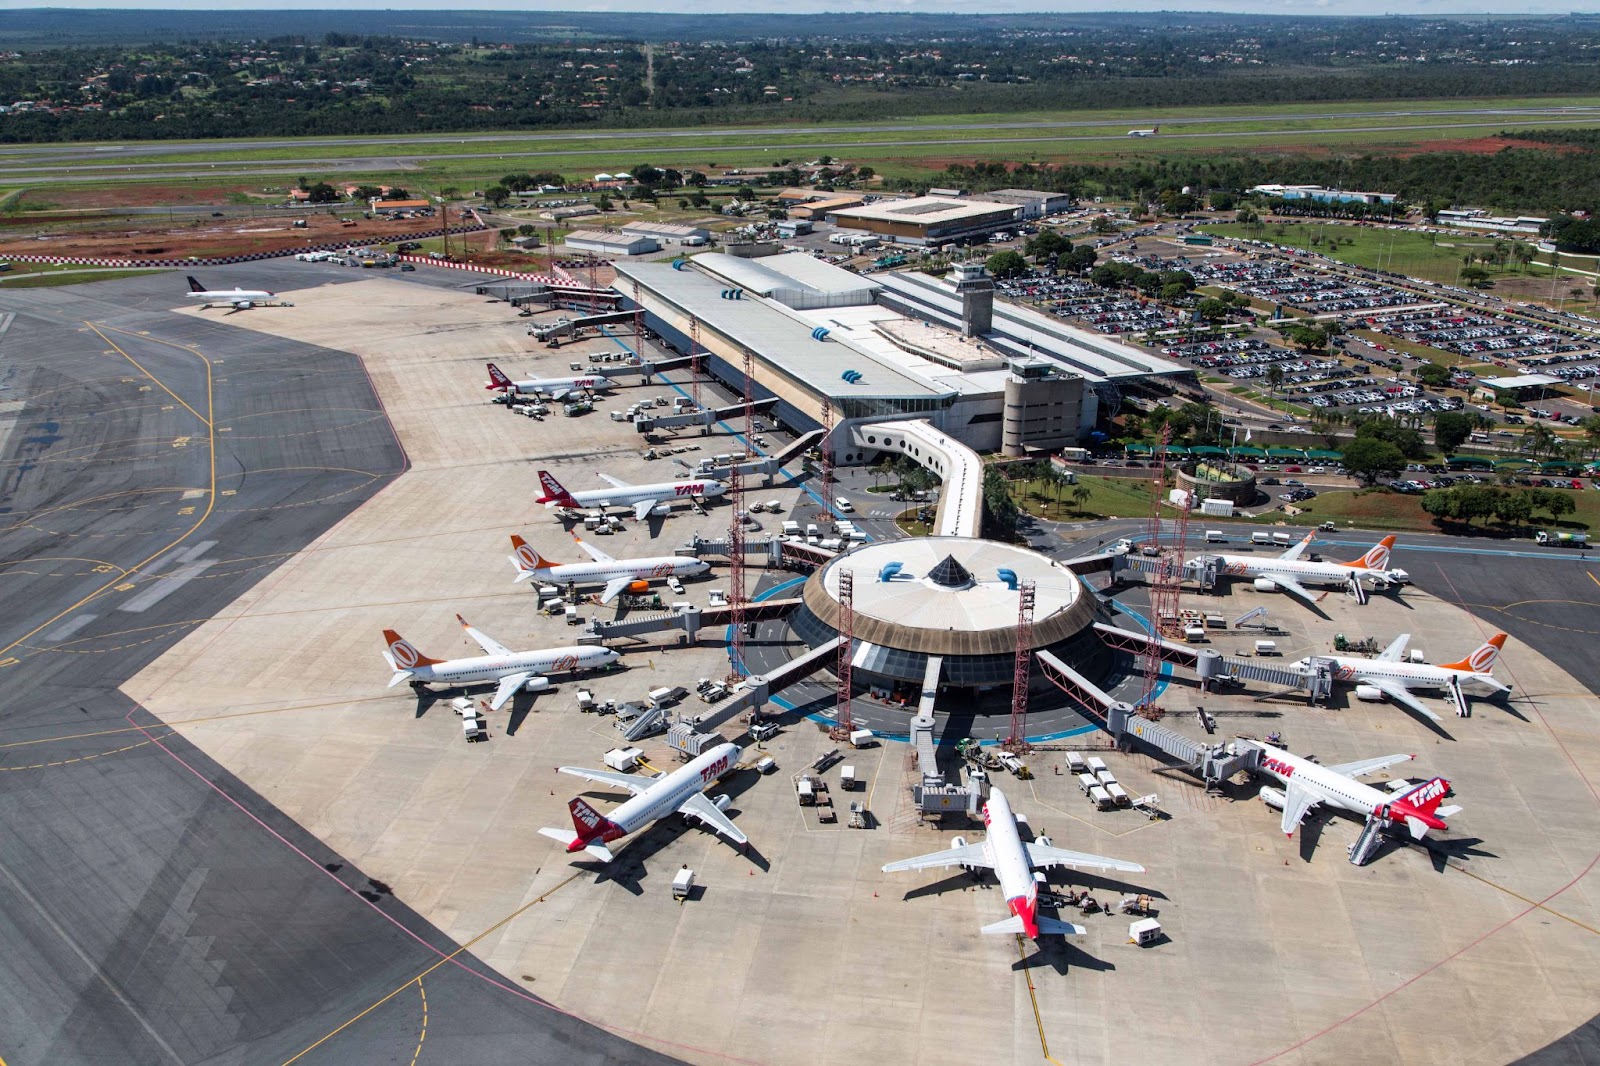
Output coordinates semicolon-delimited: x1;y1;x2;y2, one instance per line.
1271;532;1294;547
1204;530;1227;543
1251;531;1273;545
834;497;854;513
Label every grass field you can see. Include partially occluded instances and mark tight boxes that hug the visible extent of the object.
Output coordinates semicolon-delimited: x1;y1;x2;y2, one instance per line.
1200;221;1538;285
9;93;1600;193
1288;485;1598;535
0;268;161;287
1009;474;1158;521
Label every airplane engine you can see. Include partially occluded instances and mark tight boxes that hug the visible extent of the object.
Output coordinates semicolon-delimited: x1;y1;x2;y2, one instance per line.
711;794;732;812
1253;577;1278;593
523;677;553;693
1258;786;1287;811
625;580;649;594
949;836;968;850
649;504;670;517
235;300;254;310
1354;684;1386;702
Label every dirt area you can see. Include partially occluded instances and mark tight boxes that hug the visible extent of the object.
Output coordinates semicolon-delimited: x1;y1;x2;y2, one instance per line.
0;209;465;260
18;183;268;210
1388;136;1579;158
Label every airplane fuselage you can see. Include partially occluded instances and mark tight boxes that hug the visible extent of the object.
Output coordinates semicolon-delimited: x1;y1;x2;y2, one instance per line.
560;481;728;512
502;375;610;396
1305;655;1507;696
1213;554;1393;590
409;646;616;685
1249;743;1396;823
981;789;1042;939
540;557;709;589
596;743;739;838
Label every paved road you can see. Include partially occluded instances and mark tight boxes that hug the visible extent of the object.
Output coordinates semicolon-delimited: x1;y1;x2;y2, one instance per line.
0;266;679;1066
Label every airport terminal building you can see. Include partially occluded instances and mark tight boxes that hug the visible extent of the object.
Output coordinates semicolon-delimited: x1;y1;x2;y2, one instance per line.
613;252;1191;461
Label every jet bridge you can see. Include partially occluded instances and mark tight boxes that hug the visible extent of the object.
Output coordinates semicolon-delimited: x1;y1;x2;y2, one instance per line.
634;398;780;436
527;310;637;341
584;598;803;645
1033;649;1263;788
1090;622;1334;703
692;636;848;733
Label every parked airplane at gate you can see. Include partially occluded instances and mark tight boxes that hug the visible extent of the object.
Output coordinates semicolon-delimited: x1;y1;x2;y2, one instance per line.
539;742;747;863
508;533;709;603
1237;738;1460;848
536;469;728;522
881;787;1145;941
381;614;619;710
485;361;612;400
1202;532;1408;608
185;275;276;311
1294;631;1511;721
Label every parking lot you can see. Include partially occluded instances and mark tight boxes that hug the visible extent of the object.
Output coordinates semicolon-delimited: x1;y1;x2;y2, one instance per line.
1193;259;1425;315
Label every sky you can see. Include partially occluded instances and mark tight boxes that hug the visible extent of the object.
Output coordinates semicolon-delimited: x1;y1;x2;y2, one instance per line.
2;1;1599;13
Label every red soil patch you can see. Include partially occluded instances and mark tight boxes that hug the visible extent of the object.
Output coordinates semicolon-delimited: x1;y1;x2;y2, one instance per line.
0;210;461;260
1385;136;1581;158
28;184;267;210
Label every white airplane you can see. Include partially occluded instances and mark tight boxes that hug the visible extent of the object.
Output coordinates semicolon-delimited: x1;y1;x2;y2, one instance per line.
1127;126;1160;137
1204;532;1408;608
381;614;620;711
485;361;612;400
508;534;709;604
539;742;746;863
1295;631;1510;721
881;787;1145;941
1239;738;1460;844
186;275;276;311
536;468;728;523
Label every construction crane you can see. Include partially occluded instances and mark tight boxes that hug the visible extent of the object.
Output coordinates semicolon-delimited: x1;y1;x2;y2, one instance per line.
1003;580;1035;753
828;568;855;741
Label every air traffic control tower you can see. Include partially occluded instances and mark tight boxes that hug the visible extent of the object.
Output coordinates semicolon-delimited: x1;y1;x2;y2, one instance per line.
950;261;995;337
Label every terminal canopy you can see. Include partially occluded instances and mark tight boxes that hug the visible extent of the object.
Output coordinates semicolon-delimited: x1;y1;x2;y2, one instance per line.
1265;447;1305;459
1230;446;1267;458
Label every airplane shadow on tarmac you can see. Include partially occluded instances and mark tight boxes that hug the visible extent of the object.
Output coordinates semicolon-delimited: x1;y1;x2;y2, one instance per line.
1015;936;1115;977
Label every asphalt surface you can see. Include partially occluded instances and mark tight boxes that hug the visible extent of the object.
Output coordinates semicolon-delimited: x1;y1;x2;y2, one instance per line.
0;266;679;1066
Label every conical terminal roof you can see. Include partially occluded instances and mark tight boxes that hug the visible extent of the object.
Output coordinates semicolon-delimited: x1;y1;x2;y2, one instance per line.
926;554;974;589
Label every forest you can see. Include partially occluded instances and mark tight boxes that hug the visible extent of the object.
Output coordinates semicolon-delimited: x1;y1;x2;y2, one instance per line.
3;15;1600;142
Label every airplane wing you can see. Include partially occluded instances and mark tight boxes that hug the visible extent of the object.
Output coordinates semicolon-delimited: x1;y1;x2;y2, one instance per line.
1324;752;1415;778
1357;676;1442;722
572;536;613;563
678;793;749;846
598;473;631;489
556;765;653;796
1280;781;1321;837
1024;842;1145;875
456;614;512;657
599;576;633;604
1377;633;1411;662
1278;533;1314;561
1258;573;1318;607
882;842;994;874
546;386;570;401
632;499;655;522
488;671;534;711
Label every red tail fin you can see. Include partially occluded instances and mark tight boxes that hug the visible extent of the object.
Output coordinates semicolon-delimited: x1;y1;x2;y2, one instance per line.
567;797;624;849
536;469;578;506
382;629;442;668
485;362;513;390
1440;632;1506;673
1346;535;1396;570
1398;777;1451;817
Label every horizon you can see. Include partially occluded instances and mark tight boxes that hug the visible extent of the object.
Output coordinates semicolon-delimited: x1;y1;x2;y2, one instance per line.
2;2;1599;16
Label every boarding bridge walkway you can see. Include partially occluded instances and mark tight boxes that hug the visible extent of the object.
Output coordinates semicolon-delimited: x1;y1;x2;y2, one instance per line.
634;397;780;435
847;419;982;539
1090;622;1335;702
695;636;846;733
584;598;803;644
1033;649;1263;788
528;309;636;340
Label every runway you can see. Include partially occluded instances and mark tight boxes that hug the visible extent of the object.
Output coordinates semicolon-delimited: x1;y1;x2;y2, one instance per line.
0;266;678;1065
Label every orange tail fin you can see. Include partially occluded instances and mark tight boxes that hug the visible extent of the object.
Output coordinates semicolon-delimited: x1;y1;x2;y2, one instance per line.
1440;632;1506;673
383;630;442;668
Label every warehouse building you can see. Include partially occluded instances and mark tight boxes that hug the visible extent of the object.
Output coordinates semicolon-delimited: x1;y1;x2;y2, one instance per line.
826;196;1020;246
981;188;1075;219
564;230;660;257
619;221;711;246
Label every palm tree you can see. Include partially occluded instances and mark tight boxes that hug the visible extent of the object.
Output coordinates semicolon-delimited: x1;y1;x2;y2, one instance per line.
1069;482;1092;516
